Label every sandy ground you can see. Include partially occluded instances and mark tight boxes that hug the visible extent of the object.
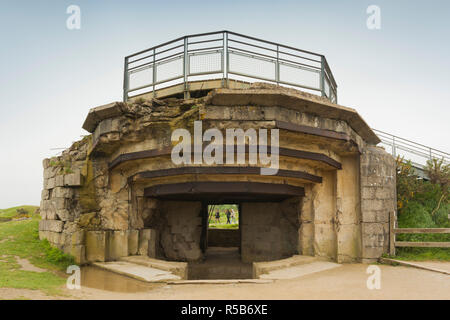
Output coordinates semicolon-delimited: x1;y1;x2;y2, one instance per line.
1;263;448;300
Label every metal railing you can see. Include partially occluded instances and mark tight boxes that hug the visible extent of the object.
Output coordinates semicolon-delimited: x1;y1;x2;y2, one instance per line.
123;31;337;103
373;129;450;169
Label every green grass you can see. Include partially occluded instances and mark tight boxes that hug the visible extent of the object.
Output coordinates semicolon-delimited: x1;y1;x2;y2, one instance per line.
0;206;72;296
392;248;450;261
208;204;239;229
0;205;39;219
394;200;450;261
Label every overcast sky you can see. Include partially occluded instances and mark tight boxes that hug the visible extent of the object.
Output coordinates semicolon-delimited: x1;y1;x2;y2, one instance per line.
0;0;449;208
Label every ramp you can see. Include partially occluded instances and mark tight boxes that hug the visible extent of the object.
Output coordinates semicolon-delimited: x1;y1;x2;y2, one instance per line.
92;261;181;283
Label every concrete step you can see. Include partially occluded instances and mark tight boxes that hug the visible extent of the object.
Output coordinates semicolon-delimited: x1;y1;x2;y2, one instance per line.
258;261;342;280
253;255;320;278
120;255;188;279
92;261;181;283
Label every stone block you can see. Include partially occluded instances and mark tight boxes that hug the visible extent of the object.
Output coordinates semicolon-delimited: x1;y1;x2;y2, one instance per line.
46;177;56;190
138;229;157;256
64;171;82;187
41;189;50;200
39;220;64;233
39;230;64;245
55;175;64;187
56;209;71;221
70;230;85;245
70;245;86;265
128;230;139;256
54;187;73;199
85;231;108;262
107;230;128;261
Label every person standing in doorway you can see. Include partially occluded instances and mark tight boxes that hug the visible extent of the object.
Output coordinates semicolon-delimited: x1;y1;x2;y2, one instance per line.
230;208;236;224
215;210;221;224
225;209;231;224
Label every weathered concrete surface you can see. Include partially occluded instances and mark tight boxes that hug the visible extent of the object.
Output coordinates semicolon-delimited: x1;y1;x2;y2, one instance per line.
205;83;380;145
360;146;396;262
39;83;396;266
253;255;318;278
120;255;188;279
258;261;342;280
92;261;181;282
241;199;300;263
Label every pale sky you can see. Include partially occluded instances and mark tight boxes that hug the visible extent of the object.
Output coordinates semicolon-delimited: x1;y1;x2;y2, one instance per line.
0;0;449;208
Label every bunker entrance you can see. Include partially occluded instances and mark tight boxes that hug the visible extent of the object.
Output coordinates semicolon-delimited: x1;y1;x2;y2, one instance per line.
189;202;253;280
145;182;303;279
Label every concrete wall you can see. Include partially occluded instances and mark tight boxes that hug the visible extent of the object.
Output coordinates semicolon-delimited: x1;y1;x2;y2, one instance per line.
312;170;338;260
241;199;300;263
158;201;203;262
360;146;396;263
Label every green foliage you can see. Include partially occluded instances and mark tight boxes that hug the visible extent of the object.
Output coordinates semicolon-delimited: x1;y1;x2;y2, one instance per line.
208;204;239;229
0;209;69;294
425;158;450;190
395;157;450;260
41;239;75;267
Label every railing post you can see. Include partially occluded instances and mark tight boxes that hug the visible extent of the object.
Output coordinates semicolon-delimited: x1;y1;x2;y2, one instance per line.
392;136;396;158
320;56;325;97
222;31;227;88
123;57;129;102
183;36;190;99
225;31;229;88
152;48;156;98
389;210;396;256
275;45;280;85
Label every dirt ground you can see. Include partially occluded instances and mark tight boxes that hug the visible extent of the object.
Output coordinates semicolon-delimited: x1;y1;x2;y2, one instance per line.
0;263;448;300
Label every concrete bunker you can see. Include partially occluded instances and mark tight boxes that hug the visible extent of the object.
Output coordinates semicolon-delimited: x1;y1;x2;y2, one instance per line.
39;82;396;280
38;31;396;280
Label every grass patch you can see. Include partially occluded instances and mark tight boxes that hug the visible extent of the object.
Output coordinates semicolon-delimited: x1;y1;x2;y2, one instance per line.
0;206;71;295
0;205;38;219
393;248;450;261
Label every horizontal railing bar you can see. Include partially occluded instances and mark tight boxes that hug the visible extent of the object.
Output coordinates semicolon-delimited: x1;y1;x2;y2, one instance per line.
128;51;184;72
278;57;321;71
128;52;154;65
126;31;226;59
394;228;450;234
277;49;322;64
188;38;223;45
229;47;321;72
395;241;450;248
228;38;278;54
228;70;321;93
188;70;223;77
227;30;323;57
278;60;321;73
379;135;437;153
374;129;450;156
128;75;184;93
188;49;222;56
187;45;223;53
228;46;278;62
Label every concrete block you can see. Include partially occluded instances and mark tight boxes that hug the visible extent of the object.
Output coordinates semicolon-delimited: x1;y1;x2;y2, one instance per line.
139;229;157;256
70;245;86;265
55;175;64;187
64;171;82;187
128;230;139;255
39;220;64;233
85;231;108;262
107;230;129;261
54;187;73;198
